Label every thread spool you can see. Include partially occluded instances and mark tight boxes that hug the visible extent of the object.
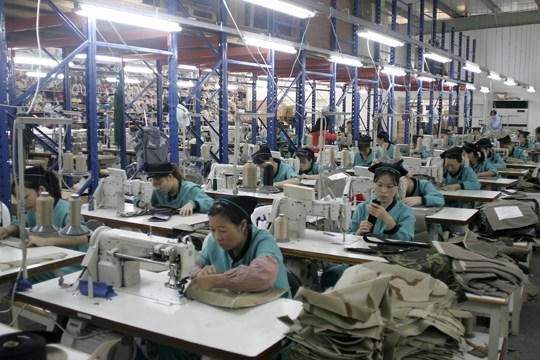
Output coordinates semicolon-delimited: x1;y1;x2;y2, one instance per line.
189;144;198;157
427;137;434;151
329;149;335;164
382;145;388;158
341;149;351;167
242;161;257;189
393;145;400;159
417;137;423;150
306;133;313;147
242;142;249;155
36;192;54;227
274;214;289;243
116;190;125;213
201;143;211;160
75;153;87;173
419;128;424;135
68;194;83;226
346;133;352;145
0;332;47;360
63;151;74;171
442;135;448;148
262;163;274;186
253;144;260;153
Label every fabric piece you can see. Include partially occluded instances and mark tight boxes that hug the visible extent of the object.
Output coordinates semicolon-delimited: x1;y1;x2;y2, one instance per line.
185;287;285;308
80;280;117;298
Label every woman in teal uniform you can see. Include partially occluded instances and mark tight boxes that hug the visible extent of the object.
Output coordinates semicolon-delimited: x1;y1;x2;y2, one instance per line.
252;146;300;189
517;130;534;150
476;138;506;169
0;166;88;283
498;135;528;161
296;147;320;180
321;161;415;289
463;142;498;178
354;135;374;166
442;147;481;191
135;162;214;215
412;135;432;159
396;161;444;207
375;130;401;162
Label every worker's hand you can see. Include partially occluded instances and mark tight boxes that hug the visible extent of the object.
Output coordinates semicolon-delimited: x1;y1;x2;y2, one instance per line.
367;202;390;222
198;265;218;277
138;201;152;210
401;196;423;207
26;235;50;247
189;274;220;291
0;228;9;240
443;184;460;191
355;220;373;235
179;202;194;216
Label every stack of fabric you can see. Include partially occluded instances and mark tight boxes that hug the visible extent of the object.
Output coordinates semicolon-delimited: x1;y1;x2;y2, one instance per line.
282;262;468;360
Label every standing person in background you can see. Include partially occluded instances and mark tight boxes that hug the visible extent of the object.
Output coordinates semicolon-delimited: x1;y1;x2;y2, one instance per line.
486;109;502;132
354;135;374;166
311;116;337;153
375;130;401;162
517;130;534;150
476;138;506;169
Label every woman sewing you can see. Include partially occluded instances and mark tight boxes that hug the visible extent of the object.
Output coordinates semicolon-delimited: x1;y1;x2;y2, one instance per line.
251;146;300;189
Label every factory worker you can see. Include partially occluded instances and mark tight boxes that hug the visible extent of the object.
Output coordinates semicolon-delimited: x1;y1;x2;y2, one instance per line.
311;116;337;153
440;128;454;147
321;161;415;289
475;138;506;169
471;127;481;137
135;162;214;215
375;130;401;161
252;146;300;189
296;147;320;180
462;142;498;178
517;130;534;150
441;147;481;192
395;161;445;207
486;109;502;132
412;135;432;159
354;135;374;166
533;127;540;144
189;196;291;298
498;135;528;161
0;166;88;282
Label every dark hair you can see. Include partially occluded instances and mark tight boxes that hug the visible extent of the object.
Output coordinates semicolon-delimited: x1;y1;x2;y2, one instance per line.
377;131;392;144
12;166;62;199
208;197;257;225
463;143;485;162
149;163;185;185
252;145;272;165
373;169;400;186
312;117;328;132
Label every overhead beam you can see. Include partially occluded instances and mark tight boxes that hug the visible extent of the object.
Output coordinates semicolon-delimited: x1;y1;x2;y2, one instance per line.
480;0;502;14
429;0;466;18
399;10;540;34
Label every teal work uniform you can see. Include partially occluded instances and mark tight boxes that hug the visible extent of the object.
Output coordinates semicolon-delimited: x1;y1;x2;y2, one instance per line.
406;178;445;207
198;226;291;298
471;160;498;178
444;165;481;207
17;199;89;283
299;161;320;176
508;147;528;161
354;150;374;166
518;141;534;150
416;146;432;159
533;136;540;144
322;199;415;289
136;180;214;213
487;151;506;169
258;159;300;184
375;143;401;162
348;199;415;241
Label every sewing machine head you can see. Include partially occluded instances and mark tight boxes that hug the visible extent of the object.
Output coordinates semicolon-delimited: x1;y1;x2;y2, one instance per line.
83;227;195;291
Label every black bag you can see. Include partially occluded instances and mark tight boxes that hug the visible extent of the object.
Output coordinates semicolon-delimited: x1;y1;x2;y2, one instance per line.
477;199;539;237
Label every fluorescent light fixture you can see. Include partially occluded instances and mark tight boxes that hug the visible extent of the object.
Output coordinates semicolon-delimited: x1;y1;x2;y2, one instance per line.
488;71;501;81
357;29;404;47
75;54;122;63
381;65;406;77
328;54;363;68
465;83;476;90
26;71;46;78
178;64;197;71
124;65;155;74
527;86;536;93
177;80;194;88
15;55;58;67
417;75;434;82
504;77;516;86
444;80;458;87
424;52;451;63
463;61;481;73
480;86;490;93
241;0;315;19
244;36;296;54
105;77;140;84
359;88;368;94
76;4;182;32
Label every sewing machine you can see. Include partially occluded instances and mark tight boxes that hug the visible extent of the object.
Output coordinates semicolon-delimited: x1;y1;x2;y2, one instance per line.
269;184;352;238
94;168;152;209
82;227;196;290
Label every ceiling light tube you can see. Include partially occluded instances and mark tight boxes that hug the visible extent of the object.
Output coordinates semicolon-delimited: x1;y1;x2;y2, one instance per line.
106;77;140;84
527;86;536;93
480;86;490;93
26;71;47;78
381;65;406;77
76;4;182;32
328;54;363;68
488;71;501;81
15;55;58;67
417;75;434;82
124;66;155;74
424;52;452;63
178;64;197;71
241;0;315;19
357;29;404;47
463;61;482;73
504;78;516;86
444;80;458;88
177;80;194;88
465;83;476;90
75;54;122;63
244;36;296;54
359;88;368;94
